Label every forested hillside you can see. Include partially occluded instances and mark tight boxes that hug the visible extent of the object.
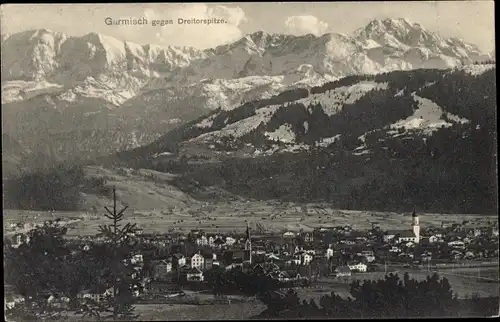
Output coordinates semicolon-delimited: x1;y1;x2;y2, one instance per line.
128;67;497;214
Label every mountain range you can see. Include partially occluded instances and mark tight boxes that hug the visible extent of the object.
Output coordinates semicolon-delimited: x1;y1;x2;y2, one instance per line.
1;18;495;178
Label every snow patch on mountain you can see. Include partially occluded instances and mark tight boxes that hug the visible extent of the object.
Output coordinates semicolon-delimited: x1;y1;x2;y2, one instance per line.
190;104;281;142
193;75;289;110
318;134;342;147
455;64;495;76
264;124;296;143
389;94;469;134
296;81;388;116
2;80;64;103
196;114;217;129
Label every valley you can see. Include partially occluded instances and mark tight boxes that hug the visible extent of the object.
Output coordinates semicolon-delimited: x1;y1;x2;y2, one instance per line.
4;166;497;238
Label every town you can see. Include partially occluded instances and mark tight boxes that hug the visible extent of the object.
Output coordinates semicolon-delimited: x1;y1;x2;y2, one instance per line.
5;208;499;310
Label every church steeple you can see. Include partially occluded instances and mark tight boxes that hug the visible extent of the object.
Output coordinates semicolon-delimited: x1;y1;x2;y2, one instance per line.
411;206;420;243
245;222;252;264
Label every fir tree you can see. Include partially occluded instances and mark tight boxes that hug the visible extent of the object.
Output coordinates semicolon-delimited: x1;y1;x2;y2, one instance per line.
77;187;140;321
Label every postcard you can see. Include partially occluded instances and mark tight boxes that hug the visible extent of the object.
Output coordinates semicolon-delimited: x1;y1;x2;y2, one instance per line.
2;2;498;320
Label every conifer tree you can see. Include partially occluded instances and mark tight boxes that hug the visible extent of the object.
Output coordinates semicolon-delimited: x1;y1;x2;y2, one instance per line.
77;187;140;321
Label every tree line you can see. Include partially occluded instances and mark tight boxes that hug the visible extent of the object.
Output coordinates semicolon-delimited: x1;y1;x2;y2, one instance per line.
3;164;111;211
255;273;498;318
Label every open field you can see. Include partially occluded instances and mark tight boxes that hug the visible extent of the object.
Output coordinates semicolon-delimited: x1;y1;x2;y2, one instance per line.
60;302;266;321
4;205;497;237
3;167;498;237
133;302;266;321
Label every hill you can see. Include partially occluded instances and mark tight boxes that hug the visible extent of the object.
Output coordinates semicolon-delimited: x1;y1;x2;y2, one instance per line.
104;65;497;214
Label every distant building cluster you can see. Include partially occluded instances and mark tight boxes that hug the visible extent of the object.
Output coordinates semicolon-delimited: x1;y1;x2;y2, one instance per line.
4;208;498;308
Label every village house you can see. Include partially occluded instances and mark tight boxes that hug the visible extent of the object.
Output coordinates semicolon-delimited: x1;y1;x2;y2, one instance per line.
428;235;440;243
190;252;205;269
326;245;334;259
348;262;367;272
389;246;402;253
225;236;237;246
203;253;214;270
172;253;186;267
383;232;397;243
405;241;416;248
360;250;374;257
334;266;352;277
268;270;301;282
196;235;209;246
186;267;204;282
77;287;114;303
207;235;216;247
294;251;313;265
131;254;144;265
283;231;296;238
151;259;172;281
213;237;226;248
11;233;30;248
304;232;314;243
448;240;465;248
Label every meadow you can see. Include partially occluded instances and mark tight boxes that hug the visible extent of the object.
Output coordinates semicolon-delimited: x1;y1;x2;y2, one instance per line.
3;166;497;236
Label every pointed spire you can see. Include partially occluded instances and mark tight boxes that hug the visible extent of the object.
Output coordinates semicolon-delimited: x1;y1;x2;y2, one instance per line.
246;221;250;241
412;206;417;217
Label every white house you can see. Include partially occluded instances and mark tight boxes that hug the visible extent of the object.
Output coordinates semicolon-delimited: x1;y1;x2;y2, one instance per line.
173;254;186;267
405;241;415;248
389;246;402;253
383;233;396;243
326;247;334;259
283;231;296;238
295;252;313;265
131;254;144;265
364;255;376;263
78;287;113;303
428;235;439;243
190;253;205;269
335;266;352;277
448;240;465;248
12;233;30;248
196;235;208;246
348;262;367;272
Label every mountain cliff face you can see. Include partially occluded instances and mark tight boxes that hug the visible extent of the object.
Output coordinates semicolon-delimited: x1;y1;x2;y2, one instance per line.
1;18;493;177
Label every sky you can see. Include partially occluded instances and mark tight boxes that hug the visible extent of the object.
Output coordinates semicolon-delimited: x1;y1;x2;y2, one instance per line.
0;2;495;53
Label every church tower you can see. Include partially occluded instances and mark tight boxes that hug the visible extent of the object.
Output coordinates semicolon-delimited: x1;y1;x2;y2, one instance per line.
411;206;420;243
245;222;252;264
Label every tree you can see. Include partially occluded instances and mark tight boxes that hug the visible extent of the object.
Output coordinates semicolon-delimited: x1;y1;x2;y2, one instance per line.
4;220;71;320
77;187;140;321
